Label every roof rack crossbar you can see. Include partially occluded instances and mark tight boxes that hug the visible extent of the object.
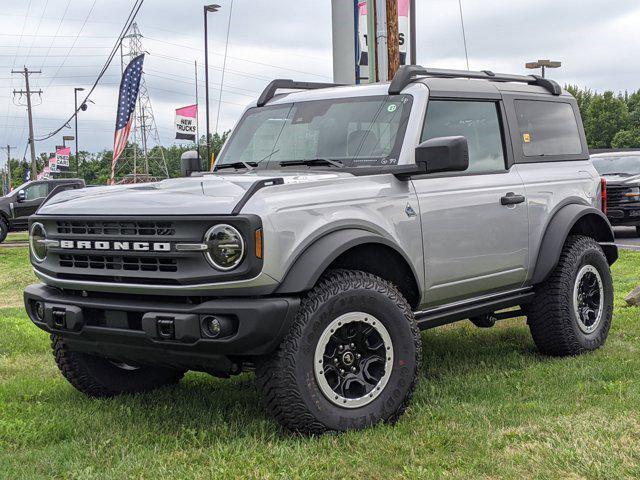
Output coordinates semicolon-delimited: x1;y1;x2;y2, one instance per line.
257;79;341;107
388;65;562;96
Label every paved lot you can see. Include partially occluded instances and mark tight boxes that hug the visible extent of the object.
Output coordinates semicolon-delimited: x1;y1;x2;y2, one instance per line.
614;226;640;251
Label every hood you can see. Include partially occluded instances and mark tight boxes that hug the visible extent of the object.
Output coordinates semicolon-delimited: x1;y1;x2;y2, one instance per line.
601;173;640;185
37;171;346;216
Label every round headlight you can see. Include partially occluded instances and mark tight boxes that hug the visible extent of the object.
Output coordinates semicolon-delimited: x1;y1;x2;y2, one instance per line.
204;224;245;271
29;222;47;262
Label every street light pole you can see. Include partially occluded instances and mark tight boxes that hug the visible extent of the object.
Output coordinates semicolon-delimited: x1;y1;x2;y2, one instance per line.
74;87;84;177
204;4;221;171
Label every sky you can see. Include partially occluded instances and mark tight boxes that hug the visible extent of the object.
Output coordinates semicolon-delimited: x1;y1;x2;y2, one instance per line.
0;0;639;167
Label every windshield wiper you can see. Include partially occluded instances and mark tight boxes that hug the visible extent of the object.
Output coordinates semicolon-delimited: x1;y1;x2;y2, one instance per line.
602;172;633;177
215;161;257;171
279;158;344;168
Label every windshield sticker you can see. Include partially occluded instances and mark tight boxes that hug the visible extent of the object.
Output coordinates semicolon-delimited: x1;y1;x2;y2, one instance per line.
387;104;398;113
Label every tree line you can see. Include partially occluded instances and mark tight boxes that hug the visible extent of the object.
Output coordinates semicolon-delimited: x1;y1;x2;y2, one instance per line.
566;86;640;149
4;133;228;189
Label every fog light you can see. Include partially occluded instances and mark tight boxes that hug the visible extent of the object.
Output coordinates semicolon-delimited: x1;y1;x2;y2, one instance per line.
200;315;236;339
203;316;222;338
35;302;45;321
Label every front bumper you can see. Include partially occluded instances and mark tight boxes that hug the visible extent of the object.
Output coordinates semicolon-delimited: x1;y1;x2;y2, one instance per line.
24;284;300;374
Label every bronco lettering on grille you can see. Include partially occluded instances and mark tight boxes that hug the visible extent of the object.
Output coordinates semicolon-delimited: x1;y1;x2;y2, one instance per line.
59;240;171;252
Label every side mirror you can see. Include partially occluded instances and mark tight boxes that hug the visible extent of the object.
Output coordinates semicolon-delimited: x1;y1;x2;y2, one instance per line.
415;136;469;174
180;150;202;177
17;190;26;202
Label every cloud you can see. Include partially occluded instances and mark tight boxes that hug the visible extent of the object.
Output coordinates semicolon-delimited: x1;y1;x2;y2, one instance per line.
0;0;638;162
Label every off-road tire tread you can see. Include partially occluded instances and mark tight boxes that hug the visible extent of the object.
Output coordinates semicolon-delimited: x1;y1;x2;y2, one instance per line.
51;334;184;397
527;235;611;356
256;269;422;434
0;217;8;243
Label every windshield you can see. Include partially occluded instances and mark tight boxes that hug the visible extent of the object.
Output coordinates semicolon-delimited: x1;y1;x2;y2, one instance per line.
216;95;413;169
592;155;640;176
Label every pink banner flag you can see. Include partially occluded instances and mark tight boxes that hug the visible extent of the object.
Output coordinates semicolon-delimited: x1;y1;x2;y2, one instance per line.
175;104;198;142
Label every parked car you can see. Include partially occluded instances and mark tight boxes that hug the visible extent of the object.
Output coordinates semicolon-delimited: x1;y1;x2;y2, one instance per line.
23;66;617;434
591;151;640;236
0;178;85;243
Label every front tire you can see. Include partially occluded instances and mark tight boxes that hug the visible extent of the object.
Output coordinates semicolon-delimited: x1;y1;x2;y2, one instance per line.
52;335;185;397
256;270;422;434
526;236;613;356
0;218;8;244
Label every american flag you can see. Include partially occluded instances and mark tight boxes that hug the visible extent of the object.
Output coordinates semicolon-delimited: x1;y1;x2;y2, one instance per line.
110;54;145;184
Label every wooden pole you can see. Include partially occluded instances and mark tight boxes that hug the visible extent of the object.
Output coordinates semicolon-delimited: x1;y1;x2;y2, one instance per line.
386;0;399;78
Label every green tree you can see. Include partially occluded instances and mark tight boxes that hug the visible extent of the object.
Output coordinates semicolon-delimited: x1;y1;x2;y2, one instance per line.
584;91;629;149
611;129;640;149
566;85;594;127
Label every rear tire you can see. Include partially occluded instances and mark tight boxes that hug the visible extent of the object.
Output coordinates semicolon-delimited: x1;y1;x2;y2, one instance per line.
526;235;613;356
0;218;8;244
635;226;640;237
51;335;185;397
256;270;422;434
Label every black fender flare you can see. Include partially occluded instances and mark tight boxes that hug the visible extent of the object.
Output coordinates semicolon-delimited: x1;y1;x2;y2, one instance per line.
531;204;617;284
275;228;420;294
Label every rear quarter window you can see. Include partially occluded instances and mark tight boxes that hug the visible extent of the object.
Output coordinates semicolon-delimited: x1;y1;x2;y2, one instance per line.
514;100;582;157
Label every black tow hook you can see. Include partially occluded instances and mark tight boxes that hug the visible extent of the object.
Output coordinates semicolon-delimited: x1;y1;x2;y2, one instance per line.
156;319;175;340
51;309;66;329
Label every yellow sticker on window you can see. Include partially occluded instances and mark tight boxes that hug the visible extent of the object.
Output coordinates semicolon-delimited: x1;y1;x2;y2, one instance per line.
523;132;532;143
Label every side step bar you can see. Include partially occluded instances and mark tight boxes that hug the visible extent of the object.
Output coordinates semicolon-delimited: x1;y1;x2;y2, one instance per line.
414;289;535;330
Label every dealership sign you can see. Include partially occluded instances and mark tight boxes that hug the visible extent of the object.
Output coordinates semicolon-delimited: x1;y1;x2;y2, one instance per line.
55;147;71;171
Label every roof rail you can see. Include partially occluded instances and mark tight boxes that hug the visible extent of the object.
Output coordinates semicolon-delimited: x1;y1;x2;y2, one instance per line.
388;65;562;96
257;79;341;107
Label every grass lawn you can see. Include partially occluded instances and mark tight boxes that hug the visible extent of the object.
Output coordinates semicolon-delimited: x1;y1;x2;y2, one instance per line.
1;246;639;479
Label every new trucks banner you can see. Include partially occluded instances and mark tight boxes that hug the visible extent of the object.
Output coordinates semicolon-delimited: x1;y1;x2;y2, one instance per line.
175;104;198;142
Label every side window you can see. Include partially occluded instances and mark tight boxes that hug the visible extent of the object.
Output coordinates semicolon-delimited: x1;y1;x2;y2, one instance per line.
421;100;506;173
514;100;582;157
24;183;49;201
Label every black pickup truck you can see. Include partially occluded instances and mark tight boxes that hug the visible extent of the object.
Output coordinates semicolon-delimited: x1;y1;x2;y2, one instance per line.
591;151;640;236
0;178;85;243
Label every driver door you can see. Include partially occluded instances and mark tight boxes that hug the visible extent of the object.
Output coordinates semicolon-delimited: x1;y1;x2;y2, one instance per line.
413;99;529;306
13;182;49;226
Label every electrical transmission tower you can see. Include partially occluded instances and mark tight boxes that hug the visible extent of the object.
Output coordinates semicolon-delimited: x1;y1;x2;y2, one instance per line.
115;22;168;183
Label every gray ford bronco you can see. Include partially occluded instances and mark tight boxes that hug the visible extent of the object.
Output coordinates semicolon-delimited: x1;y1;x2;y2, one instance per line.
24;66;617;434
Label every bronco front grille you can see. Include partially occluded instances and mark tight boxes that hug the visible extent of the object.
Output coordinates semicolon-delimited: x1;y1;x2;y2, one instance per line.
59;254;178;273
56;220;175;236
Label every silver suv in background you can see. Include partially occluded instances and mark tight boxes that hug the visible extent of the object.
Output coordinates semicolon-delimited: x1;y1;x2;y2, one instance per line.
24;66;617;434
591;151;640;236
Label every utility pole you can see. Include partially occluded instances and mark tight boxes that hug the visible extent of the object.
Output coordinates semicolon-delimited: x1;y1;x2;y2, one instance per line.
3;145;15;192
386;0;400;78
12;67;42;181
409;0;416;65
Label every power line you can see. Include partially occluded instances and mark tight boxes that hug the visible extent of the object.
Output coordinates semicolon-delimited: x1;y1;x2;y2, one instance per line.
34;0;145;142
2;0;32;150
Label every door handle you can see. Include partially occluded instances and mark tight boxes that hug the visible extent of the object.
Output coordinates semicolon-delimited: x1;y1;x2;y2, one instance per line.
500;192;525;205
